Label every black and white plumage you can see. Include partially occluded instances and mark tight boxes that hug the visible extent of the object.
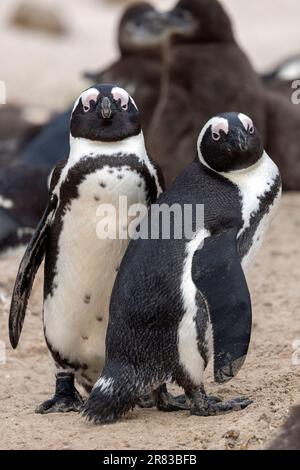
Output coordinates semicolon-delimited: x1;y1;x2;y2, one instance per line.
9;84;163;413
83;112;281;424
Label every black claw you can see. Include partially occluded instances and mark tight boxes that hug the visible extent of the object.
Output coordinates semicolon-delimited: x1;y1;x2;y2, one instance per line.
191;397;253;416
136;394;156;409
206;395;223;405
154;385;190;412
35;393;84;414
36;373;84;414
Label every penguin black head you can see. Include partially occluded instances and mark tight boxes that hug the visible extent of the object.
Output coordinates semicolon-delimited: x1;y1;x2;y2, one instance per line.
198;112;264;173
118;2;197;52
174;0;234;43
70;84;141;142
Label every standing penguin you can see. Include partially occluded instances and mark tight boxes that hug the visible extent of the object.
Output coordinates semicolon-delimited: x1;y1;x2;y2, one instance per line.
0;2;167;253
83;112;281;423
146;0;266;188
9;84;163;413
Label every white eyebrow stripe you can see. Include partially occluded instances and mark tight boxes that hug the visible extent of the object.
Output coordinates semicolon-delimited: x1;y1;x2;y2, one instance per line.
80;88;100;109
211;117;229;136
111;86;129;106
71;87;100;114
238;113;253;130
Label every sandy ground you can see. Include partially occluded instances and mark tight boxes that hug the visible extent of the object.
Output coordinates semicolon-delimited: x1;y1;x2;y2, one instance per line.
0;194;299;450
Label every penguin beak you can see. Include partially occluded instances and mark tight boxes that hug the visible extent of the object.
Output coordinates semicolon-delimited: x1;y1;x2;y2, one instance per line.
237;129;249;152
100;97;112;119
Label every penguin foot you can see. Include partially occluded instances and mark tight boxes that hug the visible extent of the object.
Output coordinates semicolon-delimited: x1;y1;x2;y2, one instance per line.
35;372;84;414
35;391;84;414
136;393;156;409
187;386;252;416
154;384;190;412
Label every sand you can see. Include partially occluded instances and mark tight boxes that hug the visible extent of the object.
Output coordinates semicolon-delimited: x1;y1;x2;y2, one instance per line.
0;194;300;450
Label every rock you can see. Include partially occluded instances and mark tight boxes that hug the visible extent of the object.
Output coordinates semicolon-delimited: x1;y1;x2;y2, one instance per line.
10;2;67;36
223;430;240;440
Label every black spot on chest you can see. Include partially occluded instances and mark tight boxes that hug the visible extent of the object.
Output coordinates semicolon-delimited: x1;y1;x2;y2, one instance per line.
44;153;158;298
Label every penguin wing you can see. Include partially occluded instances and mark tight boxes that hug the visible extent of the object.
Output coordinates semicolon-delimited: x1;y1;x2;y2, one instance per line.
9;193;58;349
191;228;252;384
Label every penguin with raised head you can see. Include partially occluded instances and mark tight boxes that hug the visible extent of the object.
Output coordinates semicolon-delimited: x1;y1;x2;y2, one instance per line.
9;84;163;413
83;112;281;423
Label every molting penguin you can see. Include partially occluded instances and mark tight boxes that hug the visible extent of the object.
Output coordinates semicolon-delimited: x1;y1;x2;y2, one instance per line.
83;112;281;423
9;84;163;413
85;2;163;134
146;0;266;188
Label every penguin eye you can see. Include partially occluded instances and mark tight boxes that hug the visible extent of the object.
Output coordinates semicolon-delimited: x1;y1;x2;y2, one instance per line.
83;105;90;113
248;125;254;134
122;103;128;111
212;132;221;141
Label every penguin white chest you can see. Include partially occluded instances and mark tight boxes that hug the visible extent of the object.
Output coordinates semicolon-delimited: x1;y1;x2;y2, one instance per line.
225;153;281;271
44;165;147;377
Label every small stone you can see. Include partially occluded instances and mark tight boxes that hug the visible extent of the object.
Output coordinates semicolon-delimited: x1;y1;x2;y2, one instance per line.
223;430;240;440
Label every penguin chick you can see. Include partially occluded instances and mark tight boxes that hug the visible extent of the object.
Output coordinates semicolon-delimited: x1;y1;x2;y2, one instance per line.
146;0;266;188
268;405;300;450
9;84;163;414
85;2;164;133
83;112;281;424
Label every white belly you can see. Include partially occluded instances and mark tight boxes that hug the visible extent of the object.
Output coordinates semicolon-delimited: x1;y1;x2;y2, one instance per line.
44;166;147;378
178;229;213;385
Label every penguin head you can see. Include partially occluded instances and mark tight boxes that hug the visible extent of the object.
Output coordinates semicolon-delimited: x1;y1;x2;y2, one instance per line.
198;112;264;173
118;2;158;54
169;0;234;43
70;84;141;142
118;2;197;53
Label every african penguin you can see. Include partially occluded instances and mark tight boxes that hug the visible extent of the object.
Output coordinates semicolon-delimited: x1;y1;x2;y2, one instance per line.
0;2;166;253
146;0;267;188
85;2;164;134
140;0;300;190
9;84;163;414
83;112;281;423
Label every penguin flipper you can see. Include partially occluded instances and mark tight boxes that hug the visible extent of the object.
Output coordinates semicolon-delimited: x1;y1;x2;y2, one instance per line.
191;228;252;384
9;194;58;349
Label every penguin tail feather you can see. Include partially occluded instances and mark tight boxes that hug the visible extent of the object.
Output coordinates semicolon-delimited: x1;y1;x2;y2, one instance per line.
82;361;141;424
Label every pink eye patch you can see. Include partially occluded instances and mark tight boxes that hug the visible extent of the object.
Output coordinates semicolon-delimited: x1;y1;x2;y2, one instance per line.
81;88;100;112
111;87;129;109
